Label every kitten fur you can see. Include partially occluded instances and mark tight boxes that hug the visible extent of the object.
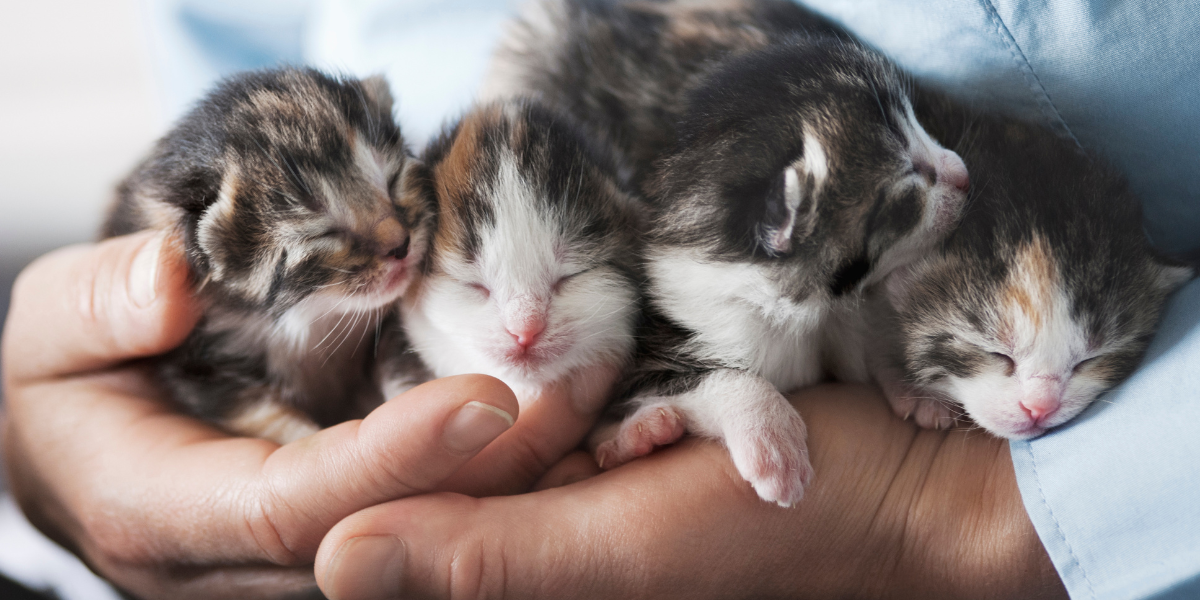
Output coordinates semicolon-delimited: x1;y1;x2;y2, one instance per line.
103;67;432;443
493;0;972;506
485;0;843;190
382;99;643;407
868;91;1194;439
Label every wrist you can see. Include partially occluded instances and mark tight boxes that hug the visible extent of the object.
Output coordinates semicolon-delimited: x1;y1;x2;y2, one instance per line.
867;430;1066;599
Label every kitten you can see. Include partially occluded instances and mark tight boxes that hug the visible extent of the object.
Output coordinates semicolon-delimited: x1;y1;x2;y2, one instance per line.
381;99;643;411
869;92;1194;439
487;1;959;507
103;67;432;443
485;0;844;190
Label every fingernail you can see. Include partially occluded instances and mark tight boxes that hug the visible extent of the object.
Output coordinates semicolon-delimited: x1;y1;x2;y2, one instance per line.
129;232;165;308
323;535;405;600
443;401;514;454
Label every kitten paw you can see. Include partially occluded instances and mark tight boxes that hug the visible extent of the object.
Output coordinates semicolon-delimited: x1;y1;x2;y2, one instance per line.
876;369;957;430
886;390;957;430
725;410;813;507
595;404;686;470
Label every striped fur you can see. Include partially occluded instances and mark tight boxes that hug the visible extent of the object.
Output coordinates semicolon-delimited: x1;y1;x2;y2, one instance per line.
103;67;433;442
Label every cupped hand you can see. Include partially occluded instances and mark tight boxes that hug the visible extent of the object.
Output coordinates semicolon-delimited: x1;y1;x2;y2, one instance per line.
0;231;605;599
317;383;1069;600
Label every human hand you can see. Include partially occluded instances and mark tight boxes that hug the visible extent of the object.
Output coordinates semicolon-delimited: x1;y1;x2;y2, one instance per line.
316;383;1068;600
0;231;603;599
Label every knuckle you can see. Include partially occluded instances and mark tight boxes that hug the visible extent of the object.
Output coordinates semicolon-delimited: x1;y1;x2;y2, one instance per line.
445;537;503;600
243;490;306;567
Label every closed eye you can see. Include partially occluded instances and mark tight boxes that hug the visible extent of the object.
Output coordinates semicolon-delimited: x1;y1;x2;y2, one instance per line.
989;352;1016;377
1073;356;1101;374
308;228;348;243
910;159;936;186
468;282;490;298
553;268;593;294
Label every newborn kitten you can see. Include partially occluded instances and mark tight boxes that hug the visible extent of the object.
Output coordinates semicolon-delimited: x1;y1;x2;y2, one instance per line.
382;99;643;409
870;93;1194;439
103;67;432;443
485;0;842;189
563;13;967;507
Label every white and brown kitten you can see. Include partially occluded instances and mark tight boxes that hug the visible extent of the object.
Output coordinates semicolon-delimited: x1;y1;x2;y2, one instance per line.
869;93;1194;439
103;67;432;443
380;99;643;411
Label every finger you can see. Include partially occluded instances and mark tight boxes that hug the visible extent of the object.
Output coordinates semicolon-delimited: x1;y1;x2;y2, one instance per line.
2;231;198;383
438;362;620;496
314;443;767;600
5;371;517;579
313;384;916;600
530;451;600;491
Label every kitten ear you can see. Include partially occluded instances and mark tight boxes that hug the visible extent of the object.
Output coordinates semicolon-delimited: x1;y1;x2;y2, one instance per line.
360;74;395;111
195;171;241;282
758;166;817;255
1155;261;1195;293
757;130;827;255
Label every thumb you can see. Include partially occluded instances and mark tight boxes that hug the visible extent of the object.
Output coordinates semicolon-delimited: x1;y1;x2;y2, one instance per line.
3;230;199;383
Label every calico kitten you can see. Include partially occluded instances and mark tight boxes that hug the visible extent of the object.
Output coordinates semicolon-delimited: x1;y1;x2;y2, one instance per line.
485;0;843;190
381;99;643;409
103;67;432;443
869;92;1194;439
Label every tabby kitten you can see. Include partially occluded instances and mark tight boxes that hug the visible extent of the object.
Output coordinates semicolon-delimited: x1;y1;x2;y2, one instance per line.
103;67;432;443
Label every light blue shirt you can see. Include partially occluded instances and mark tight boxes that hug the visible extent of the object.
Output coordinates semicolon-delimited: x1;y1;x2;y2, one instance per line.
146;2;1200;598
796;3;1200;598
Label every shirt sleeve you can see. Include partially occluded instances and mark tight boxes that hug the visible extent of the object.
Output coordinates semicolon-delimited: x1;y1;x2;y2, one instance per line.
1011;279;1200;599
794;1;1200;598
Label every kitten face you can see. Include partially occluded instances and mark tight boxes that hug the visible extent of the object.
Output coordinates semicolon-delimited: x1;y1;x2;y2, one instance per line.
404;101;641;390
183;69;431;320
880;105;1195;440
893;235;1191;439
650;39;968;304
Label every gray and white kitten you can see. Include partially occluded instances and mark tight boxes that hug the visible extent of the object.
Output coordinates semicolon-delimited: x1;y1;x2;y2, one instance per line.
379;99;643;411
485;0;842;190
868;92;1194;439
103;67;432;443
492;0;970;506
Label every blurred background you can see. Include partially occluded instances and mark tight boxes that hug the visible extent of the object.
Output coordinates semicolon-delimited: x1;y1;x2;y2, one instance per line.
0;1;513;595
0;3;159;596
0;0;161;357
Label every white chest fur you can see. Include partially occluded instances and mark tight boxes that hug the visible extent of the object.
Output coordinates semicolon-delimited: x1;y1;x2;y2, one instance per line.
647;247;828;392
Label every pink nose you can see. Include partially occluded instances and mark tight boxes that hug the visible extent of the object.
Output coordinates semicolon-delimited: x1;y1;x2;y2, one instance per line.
939;152;970;192
506;318;546;349
1020;396;1061;425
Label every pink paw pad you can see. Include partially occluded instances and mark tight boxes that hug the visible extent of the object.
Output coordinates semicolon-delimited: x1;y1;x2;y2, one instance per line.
595;405;686;470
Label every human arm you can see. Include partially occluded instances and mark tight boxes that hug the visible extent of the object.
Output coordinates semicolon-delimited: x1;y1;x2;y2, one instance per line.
315;382;1067;600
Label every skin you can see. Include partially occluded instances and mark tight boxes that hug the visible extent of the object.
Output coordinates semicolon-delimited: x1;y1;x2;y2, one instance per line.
1;232;1067;599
